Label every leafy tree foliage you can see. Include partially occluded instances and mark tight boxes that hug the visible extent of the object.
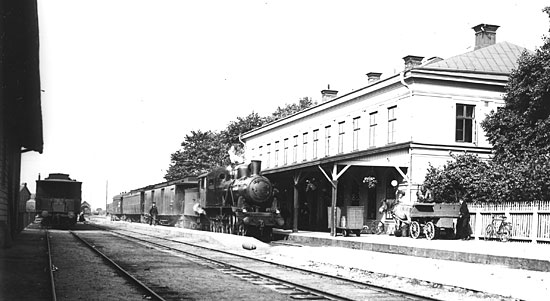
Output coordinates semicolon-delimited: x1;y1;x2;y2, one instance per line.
164;130;229;181
424;8;550;203
165;97;315;180
482;13;550;164
479;7;550;202
423;153;491;203
265;97;315;123
220;112;265;145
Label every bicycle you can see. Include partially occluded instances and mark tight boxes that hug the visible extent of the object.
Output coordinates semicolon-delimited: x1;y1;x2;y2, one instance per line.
484;215;512;242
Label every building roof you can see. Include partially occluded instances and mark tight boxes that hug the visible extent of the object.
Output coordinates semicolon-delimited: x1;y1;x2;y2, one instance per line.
423;41;533;74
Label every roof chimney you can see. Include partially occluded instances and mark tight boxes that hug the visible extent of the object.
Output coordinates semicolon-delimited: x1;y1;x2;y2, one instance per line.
472;24;499;50
403;55;424;70
321;85;338;102
366;72;382;84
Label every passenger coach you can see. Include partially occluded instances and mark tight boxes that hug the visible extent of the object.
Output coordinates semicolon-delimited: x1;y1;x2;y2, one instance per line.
109;177;198;225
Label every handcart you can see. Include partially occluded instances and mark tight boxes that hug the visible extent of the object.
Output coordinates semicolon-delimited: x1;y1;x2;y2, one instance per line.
408;202;460;240
328;206;364;237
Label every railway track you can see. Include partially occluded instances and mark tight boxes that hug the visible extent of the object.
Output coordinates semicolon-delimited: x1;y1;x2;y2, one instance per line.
45;229;57;301
45;227;166;300
68;230;165;300
100;226;440;301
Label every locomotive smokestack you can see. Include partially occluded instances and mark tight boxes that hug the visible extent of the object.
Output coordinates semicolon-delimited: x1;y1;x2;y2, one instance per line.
250;160;262;176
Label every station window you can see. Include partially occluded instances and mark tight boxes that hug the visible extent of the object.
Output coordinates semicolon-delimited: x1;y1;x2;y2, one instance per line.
369;112;377;147
293;135;298;163
338;121;345;154
353;117;360;151
274;141;279;167
325;125;331;157
456;104;475;142
313;129;319;159
302;132;308;161
266;143;271;168
388;106;396;144
283;138;289;165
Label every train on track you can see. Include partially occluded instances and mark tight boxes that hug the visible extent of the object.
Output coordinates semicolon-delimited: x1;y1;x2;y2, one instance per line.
35;173;82;227
108;160;284;239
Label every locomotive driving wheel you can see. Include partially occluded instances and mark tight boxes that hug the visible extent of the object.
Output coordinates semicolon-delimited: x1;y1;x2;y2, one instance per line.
410;221;421;239
424;221;436;240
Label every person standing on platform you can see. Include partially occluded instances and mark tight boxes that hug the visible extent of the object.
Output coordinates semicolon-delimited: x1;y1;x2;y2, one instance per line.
457;199;471;240
149;202;158;226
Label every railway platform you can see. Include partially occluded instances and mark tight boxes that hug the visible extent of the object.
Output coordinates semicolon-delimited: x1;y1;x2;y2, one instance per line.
0;223;50;301
274;229;550;272
271;229;550;300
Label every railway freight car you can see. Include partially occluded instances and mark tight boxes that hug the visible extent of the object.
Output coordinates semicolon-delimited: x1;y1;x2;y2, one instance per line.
35;173;82;227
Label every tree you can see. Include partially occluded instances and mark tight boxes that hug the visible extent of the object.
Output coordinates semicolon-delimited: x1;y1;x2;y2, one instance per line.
218;111;266;164
164;130;229;180
265;97;315;123
423;153;491;203
480;7;550;202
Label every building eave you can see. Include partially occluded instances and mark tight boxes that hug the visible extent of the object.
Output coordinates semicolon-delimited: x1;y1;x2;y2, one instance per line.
261;142;412;175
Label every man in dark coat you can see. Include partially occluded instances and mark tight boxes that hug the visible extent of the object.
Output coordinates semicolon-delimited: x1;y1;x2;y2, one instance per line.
149;202;158;226
457;199;471;240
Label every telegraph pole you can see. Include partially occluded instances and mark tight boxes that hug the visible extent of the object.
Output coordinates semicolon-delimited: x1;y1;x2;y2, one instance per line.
105;180;108;215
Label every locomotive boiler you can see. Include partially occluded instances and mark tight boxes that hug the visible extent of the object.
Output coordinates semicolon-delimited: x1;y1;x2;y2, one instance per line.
186;160;284;239
35;173;82;227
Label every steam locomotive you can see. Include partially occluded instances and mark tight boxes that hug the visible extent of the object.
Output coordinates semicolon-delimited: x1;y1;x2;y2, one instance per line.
109;160;284;239
35;173;82;227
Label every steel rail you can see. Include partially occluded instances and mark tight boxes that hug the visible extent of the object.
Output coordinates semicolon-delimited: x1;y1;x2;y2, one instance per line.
111;228;438;301
45;229;57;301
68;231;166;301
114;227;439;301
110;229;349;301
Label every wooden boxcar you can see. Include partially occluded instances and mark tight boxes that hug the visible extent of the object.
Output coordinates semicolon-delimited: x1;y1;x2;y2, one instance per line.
35;173;82;227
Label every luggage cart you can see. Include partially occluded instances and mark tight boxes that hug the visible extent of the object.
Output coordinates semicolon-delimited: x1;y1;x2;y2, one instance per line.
328;206;364;237
408;202;460;240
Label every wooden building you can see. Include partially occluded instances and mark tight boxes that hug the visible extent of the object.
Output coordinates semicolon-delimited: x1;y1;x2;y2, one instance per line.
0;1;43;246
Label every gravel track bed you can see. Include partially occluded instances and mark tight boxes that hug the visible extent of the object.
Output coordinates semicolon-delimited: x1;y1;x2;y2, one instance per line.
49;229;145;300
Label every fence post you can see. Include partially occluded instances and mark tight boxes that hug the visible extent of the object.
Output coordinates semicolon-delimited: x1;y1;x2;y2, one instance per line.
475;208;482;240
531;201;538;244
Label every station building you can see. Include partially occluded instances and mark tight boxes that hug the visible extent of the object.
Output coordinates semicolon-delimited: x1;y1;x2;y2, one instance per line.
0;1;43;247
241;24;531;234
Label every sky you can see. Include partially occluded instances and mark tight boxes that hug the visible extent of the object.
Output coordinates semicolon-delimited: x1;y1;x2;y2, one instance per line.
21;0;549;210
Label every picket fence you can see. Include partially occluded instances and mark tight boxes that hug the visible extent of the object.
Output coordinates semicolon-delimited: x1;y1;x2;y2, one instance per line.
468;200;550;244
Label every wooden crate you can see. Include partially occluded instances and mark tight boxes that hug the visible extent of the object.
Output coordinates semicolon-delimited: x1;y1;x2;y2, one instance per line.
344;206;364;229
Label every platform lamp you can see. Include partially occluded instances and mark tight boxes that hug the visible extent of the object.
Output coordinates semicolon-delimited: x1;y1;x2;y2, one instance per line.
391;180;398;201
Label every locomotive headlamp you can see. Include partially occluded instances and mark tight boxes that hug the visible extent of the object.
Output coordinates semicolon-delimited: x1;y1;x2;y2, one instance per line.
41;211;49;217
